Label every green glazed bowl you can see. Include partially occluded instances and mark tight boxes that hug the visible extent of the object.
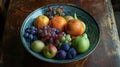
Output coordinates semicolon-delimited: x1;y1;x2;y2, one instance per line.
20;4;100;63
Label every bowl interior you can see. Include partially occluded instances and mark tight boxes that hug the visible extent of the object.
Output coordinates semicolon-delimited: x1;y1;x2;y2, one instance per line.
20;4;100;63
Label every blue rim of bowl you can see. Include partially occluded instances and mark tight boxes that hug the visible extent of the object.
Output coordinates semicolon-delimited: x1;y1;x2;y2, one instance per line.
20;3;100;63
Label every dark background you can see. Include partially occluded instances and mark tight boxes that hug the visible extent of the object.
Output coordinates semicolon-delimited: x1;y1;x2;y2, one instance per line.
0;0;120;66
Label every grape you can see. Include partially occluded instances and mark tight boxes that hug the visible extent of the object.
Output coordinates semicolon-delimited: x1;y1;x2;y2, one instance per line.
60;34;72;45
24;26;38;42
39;29;43;33
61;36;66;42
33;36;38;41
48;6;52;11
65;34;71;41
29;34;33;40
45;6;65;18
49;38;54;43
38;26;64;44
55;29;60;34
30;30;36;34
24;32;29;38
25;28;31;33
31;26;36;30
55;40;60;44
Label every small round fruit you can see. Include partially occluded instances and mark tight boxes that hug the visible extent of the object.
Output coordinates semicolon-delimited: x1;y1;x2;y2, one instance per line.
64;16;74;22
31;40;45;52
60;36;66;42
34;15;49;29
65;34;71;41
67;48;77;59
43;44;57;58
61;43;70;51
49;16;67;31
56;50;67;60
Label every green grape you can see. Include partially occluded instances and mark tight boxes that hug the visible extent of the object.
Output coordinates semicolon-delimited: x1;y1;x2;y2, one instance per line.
64;40;69;43
61;36;66;42
65;34;71;41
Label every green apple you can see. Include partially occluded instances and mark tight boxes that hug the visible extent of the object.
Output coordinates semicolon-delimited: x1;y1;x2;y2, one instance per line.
31;40;45;52
72;33;90;53
43;44;57;58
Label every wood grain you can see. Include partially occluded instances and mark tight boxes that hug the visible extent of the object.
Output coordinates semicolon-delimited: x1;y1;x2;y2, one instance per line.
2;0;120;67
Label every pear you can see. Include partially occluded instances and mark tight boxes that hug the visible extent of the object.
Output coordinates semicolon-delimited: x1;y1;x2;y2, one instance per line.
72;33;90;53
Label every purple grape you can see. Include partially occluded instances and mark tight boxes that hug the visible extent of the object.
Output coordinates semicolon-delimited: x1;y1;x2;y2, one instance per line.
25;28;31;33
49;38;53;43
55;29;60;34
55;40;60;44
51;28;56;31
59;6;63;9
44;30;48;36
39;29;43;33
43;26;48;30
48;6;52;11
30;26;36;30
49;13;53;18
38;26;64;44
24;32;29;38
28;34;33;40
33;36;38;41
30;30;36;34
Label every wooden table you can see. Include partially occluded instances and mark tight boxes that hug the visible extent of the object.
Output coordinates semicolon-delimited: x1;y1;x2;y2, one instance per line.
2;0;120;67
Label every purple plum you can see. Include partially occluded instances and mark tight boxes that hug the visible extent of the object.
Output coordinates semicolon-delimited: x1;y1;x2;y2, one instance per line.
56;50;66;60
60;43;70;51
67;48;77;59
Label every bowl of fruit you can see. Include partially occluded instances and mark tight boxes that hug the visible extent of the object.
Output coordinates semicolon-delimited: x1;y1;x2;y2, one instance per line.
20;4;100;63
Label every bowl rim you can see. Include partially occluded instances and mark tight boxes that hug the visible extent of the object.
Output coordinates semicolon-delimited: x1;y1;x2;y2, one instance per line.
20;3;101;63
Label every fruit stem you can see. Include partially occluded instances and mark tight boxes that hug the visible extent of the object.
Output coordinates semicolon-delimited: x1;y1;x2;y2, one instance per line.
74;13;78;19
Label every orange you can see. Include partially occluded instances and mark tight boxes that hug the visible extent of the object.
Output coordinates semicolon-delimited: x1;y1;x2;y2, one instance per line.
49;16;67;31
34;15;49;29
65;19;85;36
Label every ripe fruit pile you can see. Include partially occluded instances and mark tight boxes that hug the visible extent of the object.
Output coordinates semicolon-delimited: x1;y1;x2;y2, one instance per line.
23;6;90;60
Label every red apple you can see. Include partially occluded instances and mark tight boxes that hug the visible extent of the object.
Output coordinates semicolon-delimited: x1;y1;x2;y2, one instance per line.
43;44;57;58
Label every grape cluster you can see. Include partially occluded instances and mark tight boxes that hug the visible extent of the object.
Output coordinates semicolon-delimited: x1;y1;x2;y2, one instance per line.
60;34;72;45
45;6;65;19
24;26;38;43
38;26;65;45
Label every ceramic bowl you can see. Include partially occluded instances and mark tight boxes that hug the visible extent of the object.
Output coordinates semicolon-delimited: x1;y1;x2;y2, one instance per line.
20;4;100;63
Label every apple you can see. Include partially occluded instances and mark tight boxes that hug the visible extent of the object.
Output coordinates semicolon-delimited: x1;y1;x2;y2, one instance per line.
72;33;90;53
31;40;45;52
43;44;57;58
